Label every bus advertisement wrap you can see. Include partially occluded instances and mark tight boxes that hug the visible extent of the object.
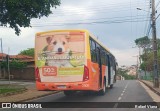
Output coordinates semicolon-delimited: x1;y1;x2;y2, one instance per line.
35;31;86;82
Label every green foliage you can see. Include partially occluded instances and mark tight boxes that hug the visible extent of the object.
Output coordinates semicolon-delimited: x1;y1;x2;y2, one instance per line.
135;36;150;48
134;36;160;71
0;60;27;69
0;0;61;35
140;62;147;71
0;85;26;94
19;48;34;57
117;68;136;80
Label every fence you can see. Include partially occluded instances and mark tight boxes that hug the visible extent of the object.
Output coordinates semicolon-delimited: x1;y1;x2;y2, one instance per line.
139;70;160;83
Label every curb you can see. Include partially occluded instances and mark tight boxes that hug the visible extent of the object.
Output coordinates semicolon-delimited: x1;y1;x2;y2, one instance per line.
139;80;160;96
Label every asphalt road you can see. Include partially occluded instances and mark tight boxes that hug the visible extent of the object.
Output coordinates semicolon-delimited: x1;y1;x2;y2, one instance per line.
1;80;160;111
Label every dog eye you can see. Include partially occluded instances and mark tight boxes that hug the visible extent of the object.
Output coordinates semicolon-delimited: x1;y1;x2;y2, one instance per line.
53;41;57;45
63;42;65;45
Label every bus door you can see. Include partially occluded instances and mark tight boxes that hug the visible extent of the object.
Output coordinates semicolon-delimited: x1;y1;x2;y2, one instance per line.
96;47;102;88
107;55;111;85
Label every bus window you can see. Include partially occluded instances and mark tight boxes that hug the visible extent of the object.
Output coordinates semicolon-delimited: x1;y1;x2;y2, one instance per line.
90;38;97;63
105;53;108;66
101;50;106;65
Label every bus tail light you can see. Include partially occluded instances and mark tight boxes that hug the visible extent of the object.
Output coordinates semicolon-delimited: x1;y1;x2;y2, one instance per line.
83;65;89;81
35;67;41;82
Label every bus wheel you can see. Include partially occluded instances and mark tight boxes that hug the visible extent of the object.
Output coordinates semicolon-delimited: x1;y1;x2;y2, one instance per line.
98;80;106;96
63;91;76;96
110;84;113;89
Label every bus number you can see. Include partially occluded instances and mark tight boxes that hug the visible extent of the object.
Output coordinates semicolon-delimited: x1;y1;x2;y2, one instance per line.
42;66;57;76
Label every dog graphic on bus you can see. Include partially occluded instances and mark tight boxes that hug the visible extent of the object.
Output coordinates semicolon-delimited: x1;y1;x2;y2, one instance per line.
43;34;72;67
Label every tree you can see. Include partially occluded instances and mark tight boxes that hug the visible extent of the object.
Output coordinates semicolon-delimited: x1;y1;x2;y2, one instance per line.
19;48;34;57
117;68;136;80
135;36;150;48
0;0;60;35
134;37;160;71
0;60;27;69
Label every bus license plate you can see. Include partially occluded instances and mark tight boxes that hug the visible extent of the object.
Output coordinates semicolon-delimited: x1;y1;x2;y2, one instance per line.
57;85;66;89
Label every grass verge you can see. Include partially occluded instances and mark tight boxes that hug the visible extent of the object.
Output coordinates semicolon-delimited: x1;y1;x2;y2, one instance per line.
0;84;27;96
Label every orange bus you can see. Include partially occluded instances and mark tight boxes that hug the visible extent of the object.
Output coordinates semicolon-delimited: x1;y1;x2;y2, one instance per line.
35;29;117;96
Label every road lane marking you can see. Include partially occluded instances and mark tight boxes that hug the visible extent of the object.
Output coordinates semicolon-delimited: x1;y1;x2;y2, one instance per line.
117;82;129;102
118;97;122;101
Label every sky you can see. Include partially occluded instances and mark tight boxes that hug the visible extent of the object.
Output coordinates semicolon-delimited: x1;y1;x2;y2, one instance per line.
1;0;160;66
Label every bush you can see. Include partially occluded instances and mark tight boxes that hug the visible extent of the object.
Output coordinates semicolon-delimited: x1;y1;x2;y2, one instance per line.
0;60;27;69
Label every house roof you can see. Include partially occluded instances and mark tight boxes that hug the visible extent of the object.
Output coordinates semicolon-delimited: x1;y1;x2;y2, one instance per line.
0;53;7;57
9;55;33;59
0;53;34;62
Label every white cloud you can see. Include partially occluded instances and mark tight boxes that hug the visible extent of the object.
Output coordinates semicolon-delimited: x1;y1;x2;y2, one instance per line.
1;27;36;54
59;5;95;19
111;48;139;66
0;0;150;67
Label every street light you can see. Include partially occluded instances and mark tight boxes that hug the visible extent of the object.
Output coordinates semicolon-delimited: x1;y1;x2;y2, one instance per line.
136;8;150;13
137;7;160;20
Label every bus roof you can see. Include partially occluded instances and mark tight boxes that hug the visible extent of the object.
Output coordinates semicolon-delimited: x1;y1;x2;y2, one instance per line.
36;29;89;35
36;29;114;58
88;31;114;57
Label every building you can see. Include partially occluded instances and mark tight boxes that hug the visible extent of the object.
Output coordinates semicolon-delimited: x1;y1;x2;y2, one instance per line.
127;65;137;76
0;53;34;67
0;53;35;80
120;65;137;76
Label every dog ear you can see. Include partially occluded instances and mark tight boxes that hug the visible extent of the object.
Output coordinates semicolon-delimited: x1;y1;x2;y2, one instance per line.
46;36;53;44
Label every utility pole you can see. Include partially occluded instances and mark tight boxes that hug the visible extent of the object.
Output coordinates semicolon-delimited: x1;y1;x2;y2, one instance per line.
133;55;139;79
136;55;139;79
0;38;4;78
151;0;159;88
1;39;3;59
7;48;10;84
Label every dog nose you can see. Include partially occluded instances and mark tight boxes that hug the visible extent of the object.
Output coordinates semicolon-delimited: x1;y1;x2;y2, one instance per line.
58;48;62;52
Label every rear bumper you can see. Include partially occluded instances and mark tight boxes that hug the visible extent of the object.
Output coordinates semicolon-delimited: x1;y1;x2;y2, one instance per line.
36;81;98;91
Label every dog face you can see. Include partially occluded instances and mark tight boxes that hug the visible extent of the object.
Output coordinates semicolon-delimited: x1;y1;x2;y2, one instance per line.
46;35;69;54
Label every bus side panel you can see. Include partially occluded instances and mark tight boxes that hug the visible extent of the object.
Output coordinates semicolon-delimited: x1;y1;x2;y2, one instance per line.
86;35;100;91
87;59;100;91
110;67;116;85
86;32;99;91
102;65;108;88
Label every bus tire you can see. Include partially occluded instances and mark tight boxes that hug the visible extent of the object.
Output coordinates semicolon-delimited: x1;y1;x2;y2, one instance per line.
110;84;113;89
98;80;106;96
63;91;76;96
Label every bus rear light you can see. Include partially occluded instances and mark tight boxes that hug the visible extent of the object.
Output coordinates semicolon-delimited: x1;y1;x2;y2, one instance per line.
83;65;89;81
35;67;41;82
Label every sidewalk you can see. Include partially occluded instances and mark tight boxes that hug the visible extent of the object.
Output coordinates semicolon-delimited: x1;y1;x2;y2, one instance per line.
140;80;160;96
0;80;60;102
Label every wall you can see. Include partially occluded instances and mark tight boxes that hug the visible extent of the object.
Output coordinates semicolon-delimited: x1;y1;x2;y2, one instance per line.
4;67;35;80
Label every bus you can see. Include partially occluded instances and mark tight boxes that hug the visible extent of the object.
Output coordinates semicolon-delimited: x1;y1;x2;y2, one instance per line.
35;29;117;96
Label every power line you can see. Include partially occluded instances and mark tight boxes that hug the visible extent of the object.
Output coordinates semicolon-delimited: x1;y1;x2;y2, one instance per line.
31;15;148;25
32;19;149;27
50;6;150;17
156;0;160;8
144;0;152;36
